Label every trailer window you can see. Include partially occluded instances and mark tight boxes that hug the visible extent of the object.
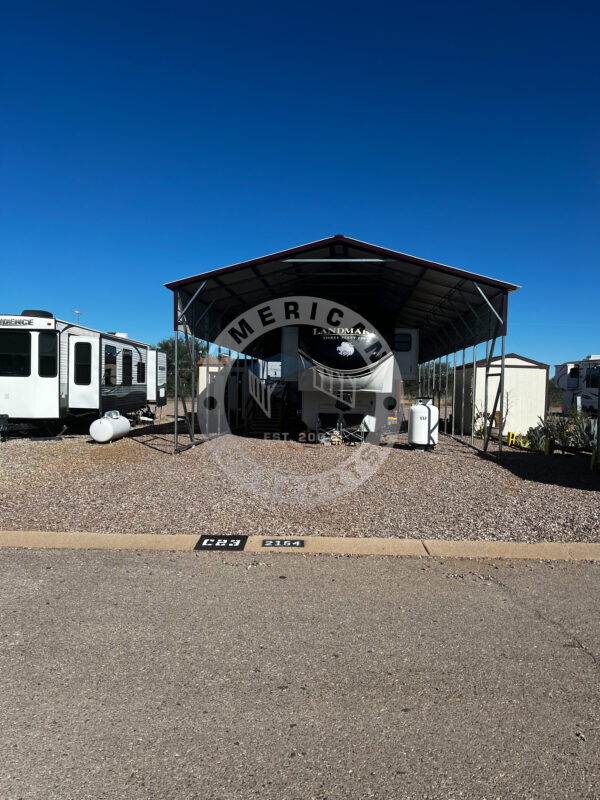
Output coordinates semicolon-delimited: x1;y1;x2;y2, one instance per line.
104;345;117;385
39;332;58;378
122;349;132;386
0;331;31;377
137;361;146;383
394;333;412;352
74;342;92;385
586;367;600;389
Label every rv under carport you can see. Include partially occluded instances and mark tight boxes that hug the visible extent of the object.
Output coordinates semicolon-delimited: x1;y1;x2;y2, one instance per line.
164;235;520;454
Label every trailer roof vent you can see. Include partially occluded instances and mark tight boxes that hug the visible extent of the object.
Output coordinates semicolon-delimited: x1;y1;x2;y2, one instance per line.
21;309;53;318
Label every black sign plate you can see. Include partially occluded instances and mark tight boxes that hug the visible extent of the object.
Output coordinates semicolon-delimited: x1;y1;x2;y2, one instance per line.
262;539;305;548
195;535;248;551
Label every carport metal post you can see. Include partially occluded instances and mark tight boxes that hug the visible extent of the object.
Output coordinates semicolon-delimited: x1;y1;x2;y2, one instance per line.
483;311;490;450
471;343;477;447
498;334;506;456
461;348;466;439
451;352;456;437
190;313;196;445
444;354;449;434
432;360;436;403
174;329;179;452
438;356;442;419
205;333;209;438
217;345;221;436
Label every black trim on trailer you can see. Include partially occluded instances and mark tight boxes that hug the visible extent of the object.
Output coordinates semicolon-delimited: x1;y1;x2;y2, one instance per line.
38;330;58;378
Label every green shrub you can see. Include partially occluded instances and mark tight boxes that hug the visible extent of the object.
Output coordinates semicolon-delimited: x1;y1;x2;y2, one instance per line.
526;424;546;451
570;413;598;450
529;412;598;453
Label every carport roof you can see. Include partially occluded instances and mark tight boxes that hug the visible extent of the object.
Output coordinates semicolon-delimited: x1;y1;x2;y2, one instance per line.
165;235;520;362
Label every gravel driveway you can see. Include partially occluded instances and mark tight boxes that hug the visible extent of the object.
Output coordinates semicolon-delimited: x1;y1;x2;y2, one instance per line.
0;425;598;541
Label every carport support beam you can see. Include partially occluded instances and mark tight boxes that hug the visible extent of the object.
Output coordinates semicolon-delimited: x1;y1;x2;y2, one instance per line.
444;354;449;434
174;330;179;452
206;335;210;438
471;342;477;446
189;320;196;444
452;352;456;437
461;348;466;439
177;280;207;324
498;335;506;456
483;310;491;451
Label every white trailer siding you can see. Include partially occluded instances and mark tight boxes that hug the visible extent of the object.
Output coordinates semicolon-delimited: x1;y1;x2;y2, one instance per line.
1;314;161;431
147;350;167;405
0;330;60;419
555;356;600;413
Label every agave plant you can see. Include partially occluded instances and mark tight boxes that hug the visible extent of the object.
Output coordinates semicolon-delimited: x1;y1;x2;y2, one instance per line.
570;413;598;450
539;415;571;453
526;424;546;451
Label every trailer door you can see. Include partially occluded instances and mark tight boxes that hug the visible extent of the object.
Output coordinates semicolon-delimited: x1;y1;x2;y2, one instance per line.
68;336;99;410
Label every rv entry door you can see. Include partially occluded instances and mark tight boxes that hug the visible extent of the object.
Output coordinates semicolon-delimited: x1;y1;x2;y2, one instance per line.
68;336;99;410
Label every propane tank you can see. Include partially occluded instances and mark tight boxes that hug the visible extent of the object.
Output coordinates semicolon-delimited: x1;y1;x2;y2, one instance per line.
89;411;131;443
408;397;439;450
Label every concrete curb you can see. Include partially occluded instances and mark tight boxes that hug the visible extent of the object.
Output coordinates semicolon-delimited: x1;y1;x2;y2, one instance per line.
423;540;600;562
1;531;600;561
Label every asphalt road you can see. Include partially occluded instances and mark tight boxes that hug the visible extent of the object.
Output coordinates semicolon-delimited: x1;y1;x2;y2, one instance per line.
1;549;599;800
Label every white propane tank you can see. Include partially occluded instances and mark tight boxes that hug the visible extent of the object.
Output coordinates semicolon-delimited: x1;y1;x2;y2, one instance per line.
408;397;439;450
89;411;131;443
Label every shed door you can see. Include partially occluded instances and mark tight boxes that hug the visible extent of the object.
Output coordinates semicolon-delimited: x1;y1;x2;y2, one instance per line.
68;336;99;409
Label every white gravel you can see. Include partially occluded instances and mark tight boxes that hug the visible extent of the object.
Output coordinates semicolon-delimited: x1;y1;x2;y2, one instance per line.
0;424;598;542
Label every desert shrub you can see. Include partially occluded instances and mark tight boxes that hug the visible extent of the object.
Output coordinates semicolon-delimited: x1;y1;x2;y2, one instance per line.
539;415;571;452
570;413;598;450
526;424;546;451
530;412;598;453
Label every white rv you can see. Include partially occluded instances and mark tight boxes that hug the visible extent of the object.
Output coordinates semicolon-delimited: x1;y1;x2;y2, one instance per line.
0;310;167;435
555;355;600;413
297;326;418;432
208;326;418;439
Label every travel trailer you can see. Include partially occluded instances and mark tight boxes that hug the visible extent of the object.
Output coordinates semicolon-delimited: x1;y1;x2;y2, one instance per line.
555;355;600;413
0;310;167;435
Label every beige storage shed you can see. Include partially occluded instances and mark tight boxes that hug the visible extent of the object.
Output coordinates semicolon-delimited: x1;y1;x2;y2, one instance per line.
455;353;548;436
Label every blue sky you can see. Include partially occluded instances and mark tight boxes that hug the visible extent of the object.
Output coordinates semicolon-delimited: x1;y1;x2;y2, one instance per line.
2;1;598;370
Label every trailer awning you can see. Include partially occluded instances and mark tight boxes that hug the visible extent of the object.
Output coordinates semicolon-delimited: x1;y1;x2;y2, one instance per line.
165;235;519;362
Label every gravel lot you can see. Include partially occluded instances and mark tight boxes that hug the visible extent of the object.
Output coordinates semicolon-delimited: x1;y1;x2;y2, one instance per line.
0;421;598;541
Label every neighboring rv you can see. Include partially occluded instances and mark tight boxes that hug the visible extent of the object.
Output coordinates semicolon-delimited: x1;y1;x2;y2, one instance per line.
0;310;167;435
555;355;600;413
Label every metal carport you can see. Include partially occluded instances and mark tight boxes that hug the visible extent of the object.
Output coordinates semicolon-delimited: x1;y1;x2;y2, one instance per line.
165;235;520;453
